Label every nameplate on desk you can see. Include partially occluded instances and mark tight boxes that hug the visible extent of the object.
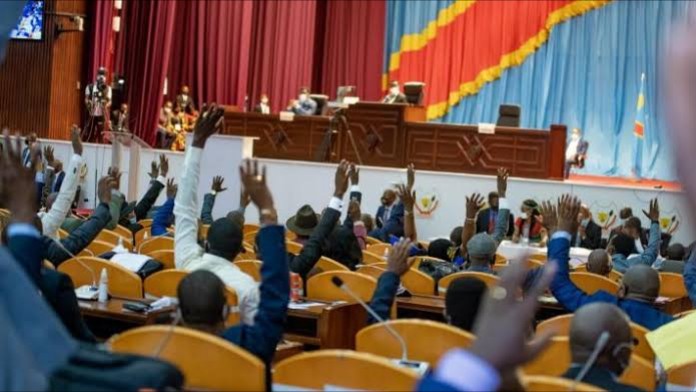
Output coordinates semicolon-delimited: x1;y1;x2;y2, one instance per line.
477;123;495;134
279;111;295;122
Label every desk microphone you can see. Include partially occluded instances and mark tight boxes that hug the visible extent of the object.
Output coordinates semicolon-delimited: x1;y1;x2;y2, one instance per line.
51;237;98;289
331;276;429;375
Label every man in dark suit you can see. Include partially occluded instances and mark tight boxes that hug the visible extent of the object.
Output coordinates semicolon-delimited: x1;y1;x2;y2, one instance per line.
111;103;130;133
253;94;271;114
381;80;408;104
176;85;197;116
571;204;602;250
476;191;514;237
561;303;642;391
369;188;405;242
564;127;589;178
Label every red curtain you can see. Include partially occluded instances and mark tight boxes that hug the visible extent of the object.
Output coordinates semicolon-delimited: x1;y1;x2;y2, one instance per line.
247;0;318;113
116;0;177;146
321;0;386;101
86;0;114;82
167;0;253;107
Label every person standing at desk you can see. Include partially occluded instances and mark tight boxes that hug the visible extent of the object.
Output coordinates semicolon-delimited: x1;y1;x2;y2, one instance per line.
382;80;408;104
254;93;271;114
287;87;317;115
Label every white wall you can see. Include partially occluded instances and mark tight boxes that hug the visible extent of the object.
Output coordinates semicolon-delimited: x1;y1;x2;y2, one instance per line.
39;138;694;245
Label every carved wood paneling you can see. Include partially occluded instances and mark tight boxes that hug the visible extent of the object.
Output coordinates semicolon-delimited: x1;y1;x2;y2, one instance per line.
341;102;406;168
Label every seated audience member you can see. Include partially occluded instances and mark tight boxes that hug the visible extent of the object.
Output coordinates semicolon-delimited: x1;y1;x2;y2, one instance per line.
286;205;321;245
623;216;648;253
111;103;130;133
610;207;636;238
151;179;178;236
513;199;547;245
562;303;642;391
586;249;614;277
37;126;84;240
608;200;661;273
287;87;317;116
254;93;271;114
157;100;175;149
361;213;374;234
450;226;463;248
369;188;405;241
176;85;197;118
174;105;259;325
381;80;408;104
542;195;672;330
444;277;487;332
177;163;288;364
475;191;514;237
564;127;589;178
0;136;95;342
572;204;602;250
324;168;364;269
658;243;686;273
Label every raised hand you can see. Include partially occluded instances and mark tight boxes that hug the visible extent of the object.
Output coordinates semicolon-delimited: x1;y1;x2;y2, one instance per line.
558;194;582;235
239;159;276;224
97;176;115;204
348;199;361;222
43;145;55;168
333;160;350;198
71;124;83;156
470;258;557;374
497;167;509;198
396;183;416;212
166;178;178;199
0;132;39;222
148;160;159;180
465;193;485;220
159;154;169;177
192;104;225;148
406;163;415;191
108;166;122;190
240;188;251;208
643;198;660;222
386;238;415;276
349;163;359;186
212;175;227;193
539;200;558;234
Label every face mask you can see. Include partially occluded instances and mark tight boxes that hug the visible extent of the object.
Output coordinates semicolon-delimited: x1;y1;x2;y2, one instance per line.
390;87;400;95
299;94;308;102
571;133;580;141
581;218;590;227
520;212;528;220
129;216;137;225
261;98;269;104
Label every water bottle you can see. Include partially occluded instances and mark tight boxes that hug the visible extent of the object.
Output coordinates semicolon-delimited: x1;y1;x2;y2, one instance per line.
98;268;109;303
521;224;530;246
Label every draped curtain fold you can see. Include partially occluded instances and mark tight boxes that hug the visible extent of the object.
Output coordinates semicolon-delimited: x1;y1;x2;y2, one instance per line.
86;0;114;83
320;0;386;102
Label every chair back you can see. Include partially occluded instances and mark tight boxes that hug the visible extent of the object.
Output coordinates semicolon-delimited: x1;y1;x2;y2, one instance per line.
113;225;134;241
108;326;265;391
147;249;175;269
243;223;260;235
235;251;259;262
438;271;500;295
144;270;188;298
629;322;654;363
356;319;474;365
58;228;69;239
536;314;574;336
79;239;115;257
522;375;603;392
43;260;56;269
365;236;383;246
569;272;620;295
273;349;418;391
199;224;210;240
243;230;258;243
607;269;624;282
356;264;386;280
233;260;262;282
667;360;696;387
96;229;133;250
495;253;507;264
409;256;447;270
659;272;688;298
137;218;153;228
286;241;303;256
522;337;570;376
401;268;436;295
620;355;656;391
367;243;392;256
285;230;297;242
362;250;386;265
138;236;174;254
307;271;377;302
316;256;350;272
134;227;151;246
529;253;547;263
58;257;143;299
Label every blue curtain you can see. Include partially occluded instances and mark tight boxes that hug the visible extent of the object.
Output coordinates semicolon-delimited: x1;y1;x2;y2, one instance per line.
438;0;695;181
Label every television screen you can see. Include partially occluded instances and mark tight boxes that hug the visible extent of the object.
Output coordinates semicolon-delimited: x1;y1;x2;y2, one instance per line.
10;1;44;40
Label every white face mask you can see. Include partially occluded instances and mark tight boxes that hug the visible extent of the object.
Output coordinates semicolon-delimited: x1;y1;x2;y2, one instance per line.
571;133;580;141
520;212;528;220
390;87;400;95
299;94;308;102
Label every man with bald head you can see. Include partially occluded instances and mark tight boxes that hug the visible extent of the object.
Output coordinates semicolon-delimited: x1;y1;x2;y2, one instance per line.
541;195;673;330
562;303;641;391
369;188;404;241
571;204;602;250
586;249;613;277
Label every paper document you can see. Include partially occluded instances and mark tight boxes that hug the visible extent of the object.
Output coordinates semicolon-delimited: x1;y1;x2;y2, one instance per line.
478;123;495;134
110;253;149;272
279;111;295;122
646;311;696;369
288;302;325;310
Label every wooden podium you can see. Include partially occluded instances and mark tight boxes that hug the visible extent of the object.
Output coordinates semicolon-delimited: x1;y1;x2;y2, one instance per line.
221;103;566;180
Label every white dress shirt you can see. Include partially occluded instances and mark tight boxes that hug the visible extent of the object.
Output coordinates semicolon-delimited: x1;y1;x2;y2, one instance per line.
38;153;84;240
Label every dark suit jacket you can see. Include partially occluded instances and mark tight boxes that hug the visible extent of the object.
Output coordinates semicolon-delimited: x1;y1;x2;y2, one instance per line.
369;202;404;241
53;171;65;193
222;225;289;364
44;203;112;266
253;104;271;114
475;207;514;237
571;220;602;250
562;367;642;392
382;93;408;104
289;207;340;279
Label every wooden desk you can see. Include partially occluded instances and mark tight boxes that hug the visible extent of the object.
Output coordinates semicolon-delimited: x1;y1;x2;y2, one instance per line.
284;300;366;349
79;297;174;339
274;341;304;364
655;296;693;315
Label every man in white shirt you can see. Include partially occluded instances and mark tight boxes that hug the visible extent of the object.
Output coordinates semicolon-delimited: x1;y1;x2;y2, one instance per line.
174;105;259;325
84;67;112;142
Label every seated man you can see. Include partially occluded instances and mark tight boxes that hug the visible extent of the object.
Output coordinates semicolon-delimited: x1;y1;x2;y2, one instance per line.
151;179;178;236
610;207;636;239
586;249;613;277
177;160;288;364
174;106;258;325
572;204;602;250
562;303;642;391
157;100;175;149
475;191;514;237
564;127;589;178
659;243;686;273
287;87;317;116
543;195;672;330
369;188;404;242
381;80;408;104
623;216;648;253
609;202;661;274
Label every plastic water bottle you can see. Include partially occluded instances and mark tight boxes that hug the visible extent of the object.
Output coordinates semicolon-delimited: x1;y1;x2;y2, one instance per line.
521;224;530;246
98;268;109;303
113;237;127;254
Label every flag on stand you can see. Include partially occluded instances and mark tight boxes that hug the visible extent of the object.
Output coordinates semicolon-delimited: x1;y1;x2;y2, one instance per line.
632;73;646;179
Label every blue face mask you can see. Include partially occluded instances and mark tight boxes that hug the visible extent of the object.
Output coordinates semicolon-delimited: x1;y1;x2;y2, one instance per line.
581;218;590;227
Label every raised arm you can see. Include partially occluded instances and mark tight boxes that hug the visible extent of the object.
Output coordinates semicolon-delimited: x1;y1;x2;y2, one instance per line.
492;168;511;244
636;199;662;267
175;105;225;268
134;155;168;221
367;239;414;324
396;164;417;242
201;175;227;225
222;159;287;364
151;179;177;236
41;126;84;239
106;167;124;230
461;193;485;257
